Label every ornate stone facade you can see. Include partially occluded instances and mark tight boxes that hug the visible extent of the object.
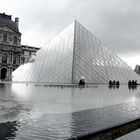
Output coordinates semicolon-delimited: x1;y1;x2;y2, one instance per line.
134;65;140;75
0;13;39;81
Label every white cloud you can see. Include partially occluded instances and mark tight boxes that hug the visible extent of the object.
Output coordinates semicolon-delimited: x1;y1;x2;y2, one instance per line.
121;55;140;70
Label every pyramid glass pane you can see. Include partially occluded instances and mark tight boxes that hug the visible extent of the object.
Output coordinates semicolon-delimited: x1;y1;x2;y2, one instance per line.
12;21;140;84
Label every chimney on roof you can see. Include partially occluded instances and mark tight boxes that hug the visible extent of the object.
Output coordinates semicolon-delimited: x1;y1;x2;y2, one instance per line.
15;17;19;27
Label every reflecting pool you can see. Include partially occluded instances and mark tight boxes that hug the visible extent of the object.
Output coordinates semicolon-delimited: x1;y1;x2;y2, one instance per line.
0;83;140;140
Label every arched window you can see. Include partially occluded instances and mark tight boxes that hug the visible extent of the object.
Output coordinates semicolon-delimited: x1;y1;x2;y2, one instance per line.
2;53;8;63
0;68;7;80
14;36;18;44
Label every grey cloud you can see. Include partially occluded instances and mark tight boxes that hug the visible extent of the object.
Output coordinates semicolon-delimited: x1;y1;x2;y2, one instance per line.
89;0;140;55
1;0;140;56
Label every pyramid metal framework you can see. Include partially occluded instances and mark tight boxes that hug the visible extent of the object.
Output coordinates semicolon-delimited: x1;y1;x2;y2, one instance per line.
12;21;140;84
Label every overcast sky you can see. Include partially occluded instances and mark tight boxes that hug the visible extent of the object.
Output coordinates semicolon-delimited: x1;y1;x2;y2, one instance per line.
1;0;140;69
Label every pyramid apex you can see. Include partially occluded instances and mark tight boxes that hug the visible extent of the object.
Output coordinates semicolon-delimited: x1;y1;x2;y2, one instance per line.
73;20;80;24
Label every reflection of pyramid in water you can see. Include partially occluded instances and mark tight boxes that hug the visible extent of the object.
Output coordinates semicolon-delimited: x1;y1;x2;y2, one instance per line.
12;21;140;84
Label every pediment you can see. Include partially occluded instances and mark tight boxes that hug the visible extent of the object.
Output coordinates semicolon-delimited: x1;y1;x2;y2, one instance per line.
0;25;21;35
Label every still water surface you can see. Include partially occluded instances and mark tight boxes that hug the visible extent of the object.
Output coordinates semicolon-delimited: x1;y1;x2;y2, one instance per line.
0;83;140;139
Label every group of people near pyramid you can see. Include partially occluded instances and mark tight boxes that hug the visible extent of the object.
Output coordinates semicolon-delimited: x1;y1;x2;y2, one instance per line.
128;80;138;86
109;80;120;86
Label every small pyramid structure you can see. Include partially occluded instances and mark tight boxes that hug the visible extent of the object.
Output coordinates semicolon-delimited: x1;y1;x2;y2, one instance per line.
12;21;140;84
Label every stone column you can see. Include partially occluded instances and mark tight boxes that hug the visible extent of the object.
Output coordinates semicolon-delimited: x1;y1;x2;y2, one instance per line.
10;52;13;64
0;51;2;63
7;52;10;64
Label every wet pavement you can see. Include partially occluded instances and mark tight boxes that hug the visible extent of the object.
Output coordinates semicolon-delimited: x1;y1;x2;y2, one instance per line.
0;83;140;140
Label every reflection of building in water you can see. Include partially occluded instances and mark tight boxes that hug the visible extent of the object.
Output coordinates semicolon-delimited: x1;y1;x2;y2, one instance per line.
0;121;19;140
0;13;39;81
12;20;140;84
134;65;140;75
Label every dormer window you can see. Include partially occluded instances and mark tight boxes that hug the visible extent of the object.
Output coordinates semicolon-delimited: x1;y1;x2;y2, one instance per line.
3;34;7;42
9;34;12;41
14;36;18;44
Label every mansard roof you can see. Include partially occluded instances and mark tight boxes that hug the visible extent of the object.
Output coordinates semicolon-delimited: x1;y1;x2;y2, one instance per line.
0;13;19;32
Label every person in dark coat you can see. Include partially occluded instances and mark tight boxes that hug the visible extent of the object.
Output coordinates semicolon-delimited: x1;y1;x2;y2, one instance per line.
109;80;112;86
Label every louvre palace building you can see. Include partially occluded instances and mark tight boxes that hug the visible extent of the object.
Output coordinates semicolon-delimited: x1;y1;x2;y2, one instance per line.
0;13;39;81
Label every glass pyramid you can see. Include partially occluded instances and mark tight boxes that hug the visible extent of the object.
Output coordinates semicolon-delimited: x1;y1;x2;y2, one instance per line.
12;21;140;84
